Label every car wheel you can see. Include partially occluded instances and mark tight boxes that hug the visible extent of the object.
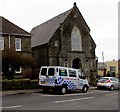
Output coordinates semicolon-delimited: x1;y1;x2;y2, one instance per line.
82;86;88;93
110;85;114;91
60;87;67;95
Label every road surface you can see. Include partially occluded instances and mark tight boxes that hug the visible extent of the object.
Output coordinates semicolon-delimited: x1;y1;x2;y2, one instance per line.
2;89;119;111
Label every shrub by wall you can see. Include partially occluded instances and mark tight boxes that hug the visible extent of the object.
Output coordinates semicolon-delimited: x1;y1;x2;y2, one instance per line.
2;79;39;91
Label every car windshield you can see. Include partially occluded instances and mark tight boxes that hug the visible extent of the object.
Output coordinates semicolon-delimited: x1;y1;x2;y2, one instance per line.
99;78;109;82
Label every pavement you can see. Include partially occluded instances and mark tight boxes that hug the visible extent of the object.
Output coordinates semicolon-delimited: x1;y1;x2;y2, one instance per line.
0;86;97;96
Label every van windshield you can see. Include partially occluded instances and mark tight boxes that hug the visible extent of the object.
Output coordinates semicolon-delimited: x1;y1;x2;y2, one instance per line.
41;68;47;76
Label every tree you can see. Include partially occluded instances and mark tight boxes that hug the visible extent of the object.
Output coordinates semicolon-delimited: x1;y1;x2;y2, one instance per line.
2;48;36;79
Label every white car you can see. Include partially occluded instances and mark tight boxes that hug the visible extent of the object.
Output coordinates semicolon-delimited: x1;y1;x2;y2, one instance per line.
97;77;120;91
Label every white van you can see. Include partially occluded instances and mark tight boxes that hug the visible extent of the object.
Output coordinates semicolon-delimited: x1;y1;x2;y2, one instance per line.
39;66;89;94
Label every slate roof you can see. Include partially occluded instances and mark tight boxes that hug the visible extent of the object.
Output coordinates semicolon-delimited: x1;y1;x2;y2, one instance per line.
0;16;31;36
31;8;72;47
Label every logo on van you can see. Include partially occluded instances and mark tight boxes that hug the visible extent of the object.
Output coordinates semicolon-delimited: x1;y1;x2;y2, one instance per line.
43;76;77;89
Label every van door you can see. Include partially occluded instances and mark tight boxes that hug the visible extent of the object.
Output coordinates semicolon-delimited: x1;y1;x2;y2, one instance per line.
39;67;47;85
39;67;56;86
67;69;78;90
77;70;84;90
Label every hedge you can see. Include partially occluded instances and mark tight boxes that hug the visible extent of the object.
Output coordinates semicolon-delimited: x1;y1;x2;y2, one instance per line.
2;79;40;91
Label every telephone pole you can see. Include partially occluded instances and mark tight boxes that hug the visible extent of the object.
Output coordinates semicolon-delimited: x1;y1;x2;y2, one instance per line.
102;51;106;76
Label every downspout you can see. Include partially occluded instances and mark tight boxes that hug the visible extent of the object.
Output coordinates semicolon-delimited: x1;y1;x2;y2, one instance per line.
57;24;63;66
8;34;11;75
9;34;10;49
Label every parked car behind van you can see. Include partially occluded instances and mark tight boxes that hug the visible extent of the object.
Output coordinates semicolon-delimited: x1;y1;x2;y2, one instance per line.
39;66;89;94
97;77;120;91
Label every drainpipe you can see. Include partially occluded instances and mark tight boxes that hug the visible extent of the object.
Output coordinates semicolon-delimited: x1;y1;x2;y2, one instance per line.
8;34;11;73
9;34;10;49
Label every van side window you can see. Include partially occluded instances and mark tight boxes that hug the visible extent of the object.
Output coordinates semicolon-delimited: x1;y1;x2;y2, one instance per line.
69;70;77;77
41;68;47;76
59;69;67;76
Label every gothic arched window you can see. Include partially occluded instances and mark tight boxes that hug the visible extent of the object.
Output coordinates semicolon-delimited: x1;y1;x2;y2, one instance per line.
71;26;82;51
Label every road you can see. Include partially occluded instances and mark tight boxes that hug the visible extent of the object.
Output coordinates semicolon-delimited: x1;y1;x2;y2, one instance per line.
1;89;119;111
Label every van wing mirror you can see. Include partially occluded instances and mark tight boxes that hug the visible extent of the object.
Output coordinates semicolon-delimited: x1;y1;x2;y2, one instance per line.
46;75;49;78
82;76;86;79
79;75;86;79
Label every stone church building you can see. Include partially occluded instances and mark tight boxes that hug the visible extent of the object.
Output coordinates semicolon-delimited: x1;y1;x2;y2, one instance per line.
31;3;97;77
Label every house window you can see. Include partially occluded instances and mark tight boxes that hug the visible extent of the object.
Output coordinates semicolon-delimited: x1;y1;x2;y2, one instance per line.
71;26;82;51
110;66;116;72
15;67;22;73
0;37;4;50
15;38;21;51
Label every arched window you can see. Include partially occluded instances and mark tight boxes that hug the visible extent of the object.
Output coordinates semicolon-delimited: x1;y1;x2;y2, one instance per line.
71;26;82;51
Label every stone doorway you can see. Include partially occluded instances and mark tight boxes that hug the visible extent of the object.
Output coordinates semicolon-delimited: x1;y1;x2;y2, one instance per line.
72;58;82;69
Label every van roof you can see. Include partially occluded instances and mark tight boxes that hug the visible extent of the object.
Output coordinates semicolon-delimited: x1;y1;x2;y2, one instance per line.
41;66;81;70
41;66;70;68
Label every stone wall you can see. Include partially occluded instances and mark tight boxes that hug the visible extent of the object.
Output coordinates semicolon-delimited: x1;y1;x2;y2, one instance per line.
3;34;31;52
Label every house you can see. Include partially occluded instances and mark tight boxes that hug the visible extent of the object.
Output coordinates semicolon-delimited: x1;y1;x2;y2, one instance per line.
105;60;118;77
31;3;97;77
0;16;32;75
98;60;118;77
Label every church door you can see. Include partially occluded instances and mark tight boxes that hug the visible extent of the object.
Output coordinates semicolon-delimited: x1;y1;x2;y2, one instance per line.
72;58;82;69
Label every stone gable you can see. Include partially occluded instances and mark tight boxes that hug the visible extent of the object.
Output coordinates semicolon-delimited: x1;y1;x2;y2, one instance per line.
31;3;97;77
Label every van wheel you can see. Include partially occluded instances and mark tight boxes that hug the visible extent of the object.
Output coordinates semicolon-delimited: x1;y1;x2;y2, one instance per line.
110;85;114;91
82;86;88;93
60;87;67;95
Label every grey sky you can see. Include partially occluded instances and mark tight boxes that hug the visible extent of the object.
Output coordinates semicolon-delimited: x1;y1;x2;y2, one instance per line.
0;0;118;62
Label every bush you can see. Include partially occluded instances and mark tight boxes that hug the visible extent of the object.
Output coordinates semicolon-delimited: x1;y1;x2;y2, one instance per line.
2;79;39;91
89;70;97;86
23;68;40;79
2;48;37;79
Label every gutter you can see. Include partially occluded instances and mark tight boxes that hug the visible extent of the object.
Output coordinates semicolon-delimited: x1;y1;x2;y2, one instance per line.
0;32;31;37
